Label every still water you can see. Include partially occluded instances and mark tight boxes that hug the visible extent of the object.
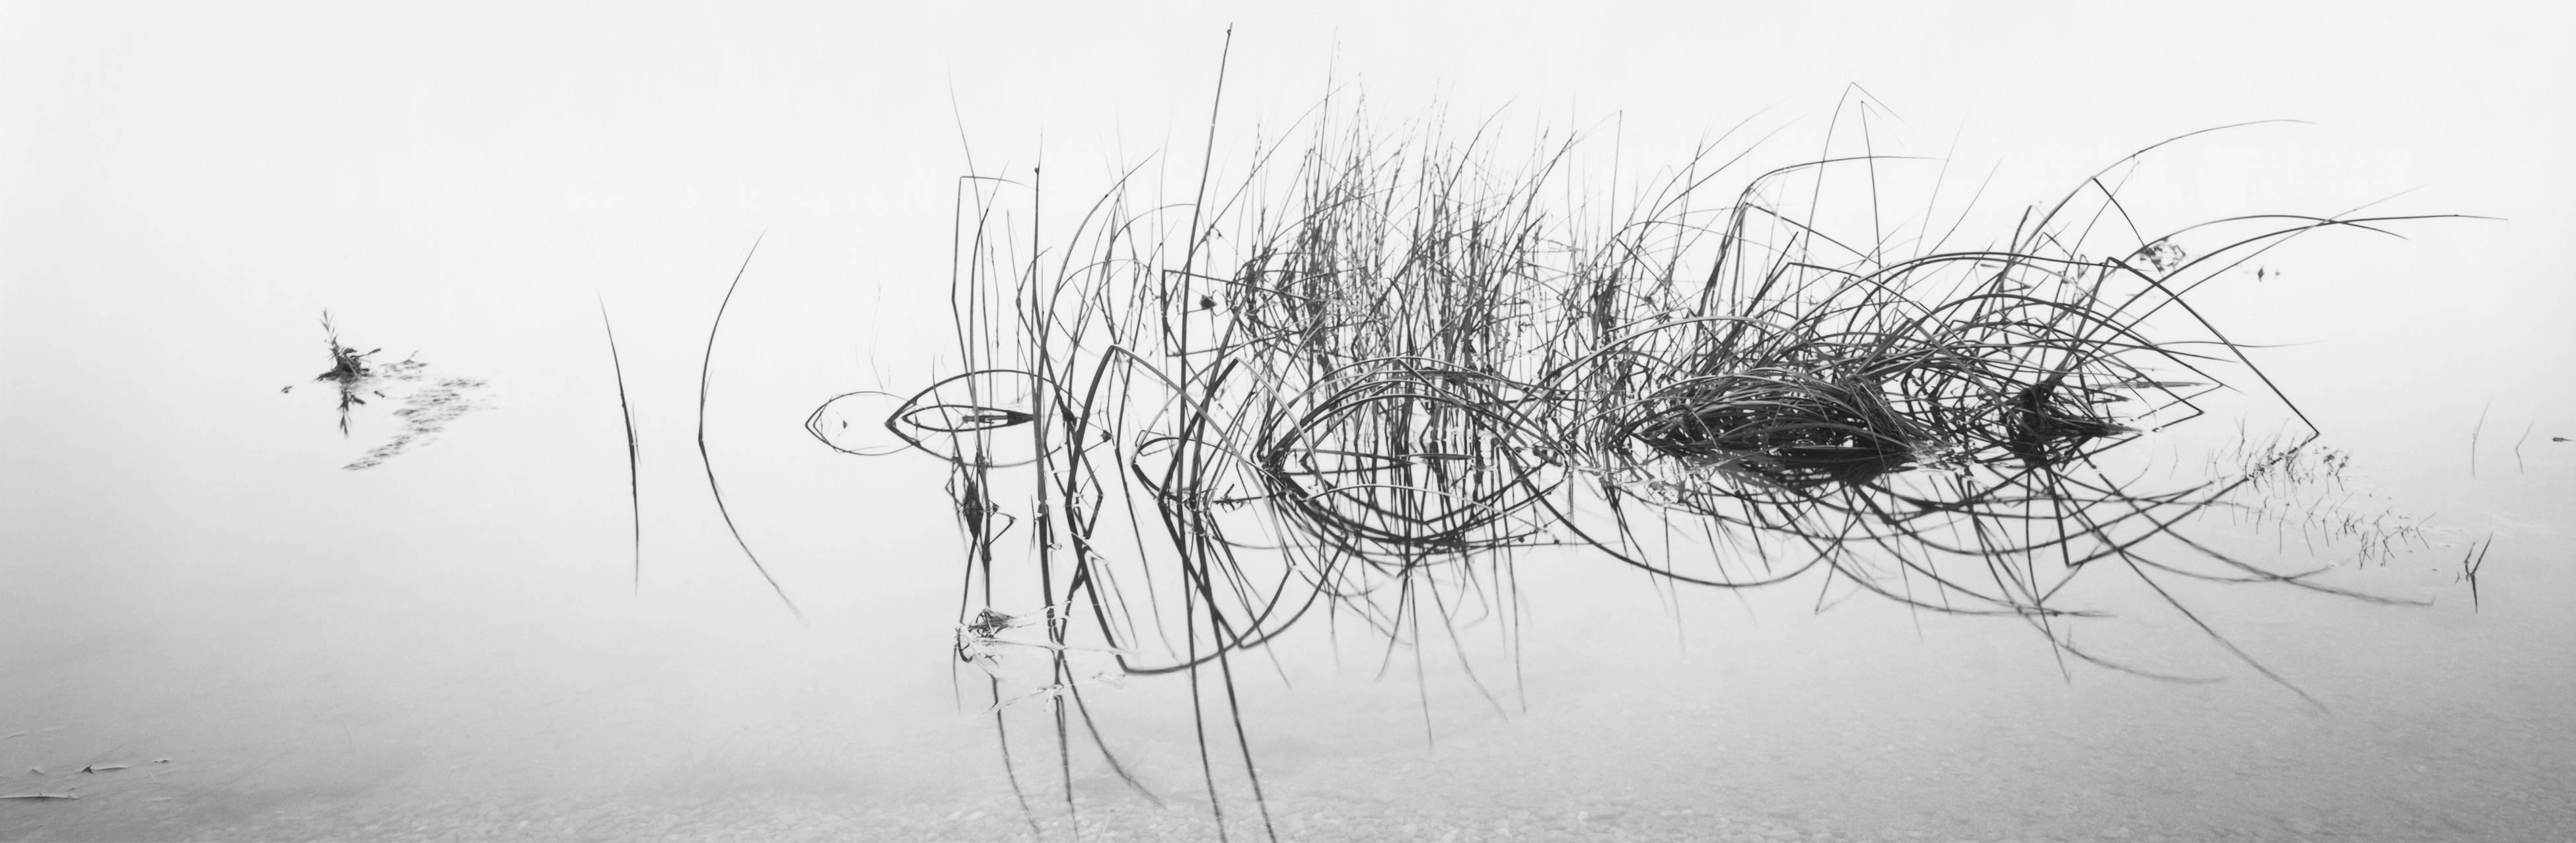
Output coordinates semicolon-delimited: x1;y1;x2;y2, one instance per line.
5;5;2572;842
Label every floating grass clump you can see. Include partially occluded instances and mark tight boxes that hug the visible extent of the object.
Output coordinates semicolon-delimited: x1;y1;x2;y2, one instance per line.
308;309;384;436
290;310;491;470
812;83;2463;840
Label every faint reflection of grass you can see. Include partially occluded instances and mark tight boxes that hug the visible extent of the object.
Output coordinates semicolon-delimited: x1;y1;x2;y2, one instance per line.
341;374;491;471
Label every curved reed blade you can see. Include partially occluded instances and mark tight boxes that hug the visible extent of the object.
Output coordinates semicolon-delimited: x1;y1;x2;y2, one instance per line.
835;88;2456;832
698;234;803;620
600;296;642;592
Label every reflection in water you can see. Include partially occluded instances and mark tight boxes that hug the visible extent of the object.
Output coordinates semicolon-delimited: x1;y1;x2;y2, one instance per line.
818;95;2485;839
9;76;2558;843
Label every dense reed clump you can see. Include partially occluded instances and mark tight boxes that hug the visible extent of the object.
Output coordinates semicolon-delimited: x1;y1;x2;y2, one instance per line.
813;88;2458;840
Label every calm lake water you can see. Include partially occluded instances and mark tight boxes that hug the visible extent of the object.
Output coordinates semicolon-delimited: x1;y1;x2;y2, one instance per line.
6;5;2571;842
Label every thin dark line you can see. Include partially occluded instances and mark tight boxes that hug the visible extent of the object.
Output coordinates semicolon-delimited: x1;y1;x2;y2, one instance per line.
698;232;803;620
2514;420;2533;474
2470;400;2490;478
599;296;641;593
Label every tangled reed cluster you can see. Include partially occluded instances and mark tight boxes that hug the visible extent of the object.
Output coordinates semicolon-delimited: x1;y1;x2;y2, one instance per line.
807;100;2440;836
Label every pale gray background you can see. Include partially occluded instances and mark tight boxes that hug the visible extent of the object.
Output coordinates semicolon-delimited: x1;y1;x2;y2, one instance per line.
4;3;2571;841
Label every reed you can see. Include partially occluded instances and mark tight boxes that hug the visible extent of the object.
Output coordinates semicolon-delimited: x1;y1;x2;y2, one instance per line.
821;86;2466;839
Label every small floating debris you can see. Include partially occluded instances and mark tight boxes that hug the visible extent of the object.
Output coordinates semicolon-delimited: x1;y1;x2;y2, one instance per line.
2131;238;2190;272
1;792;79;801
288;310;491;469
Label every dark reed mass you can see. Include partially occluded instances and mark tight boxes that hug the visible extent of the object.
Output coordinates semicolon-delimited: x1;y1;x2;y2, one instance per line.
811;94;2463;840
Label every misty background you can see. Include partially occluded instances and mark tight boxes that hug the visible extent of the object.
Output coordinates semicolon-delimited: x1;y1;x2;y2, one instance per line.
5;3;2572;840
